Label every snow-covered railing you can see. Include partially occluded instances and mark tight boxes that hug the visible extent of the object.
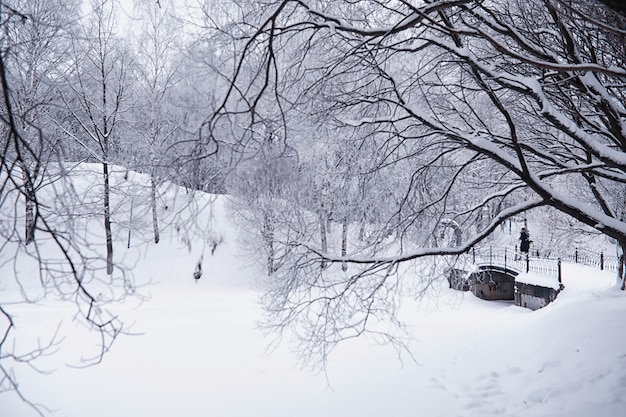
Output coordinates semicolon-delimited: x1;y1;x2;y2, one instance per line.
469;246;523;274
466;245;621;280
564;248;620;273
468;246;562;282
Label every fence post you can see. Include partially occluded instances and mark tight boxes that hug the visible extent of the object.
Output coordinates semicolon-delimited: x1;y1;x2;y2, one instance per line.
526;253;530;273
558;258;562;284
575;247;578;263
472;247;475;264
504;247;507;271
601;251;604;271
127;199;134;249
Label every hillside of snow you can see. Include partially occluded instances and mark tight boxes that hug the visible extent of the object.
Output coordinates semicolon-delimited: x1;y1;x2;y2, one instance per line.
0;165;625;417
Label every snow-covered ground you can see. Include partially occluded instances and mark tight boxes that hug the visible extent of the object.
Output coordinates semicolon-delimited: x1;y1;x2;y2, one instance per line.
1;169;625;417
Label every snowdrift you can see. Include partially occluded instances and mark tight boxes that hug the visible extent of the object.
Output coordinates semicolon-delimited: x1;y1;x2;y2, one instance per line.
0;164;624;417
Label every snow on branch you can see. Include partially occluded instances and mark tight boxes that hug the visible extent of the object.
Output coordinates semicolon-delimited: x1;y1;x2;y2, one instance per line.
292;0;474;37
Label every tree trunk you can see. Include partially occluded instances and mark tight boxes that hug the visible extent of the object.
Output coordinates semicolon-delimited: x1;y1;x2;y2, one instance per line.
341;219;348;272
103;162;114;275
151;174;160;244
319;207;328;270
618;188;626;291
263;211;275;275
618;242;626;291
22;167;35;245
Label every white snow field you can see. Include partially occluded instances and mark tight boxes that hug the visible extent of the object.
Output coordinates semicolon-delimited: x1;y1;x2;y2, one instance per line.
1;166;625;417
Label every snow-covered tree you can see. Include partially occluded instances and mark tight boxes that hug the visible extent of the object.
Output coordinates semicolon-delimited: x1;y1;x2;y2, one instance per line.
212;0;626;364
58;0;132;275
0;0;79;244
128;0;187;243
0;1;139;412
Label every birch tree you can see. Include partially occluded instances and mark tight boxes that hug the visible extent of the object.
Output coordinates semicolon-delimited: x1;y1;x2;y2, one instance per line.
130;0;185;244
60;0;131;274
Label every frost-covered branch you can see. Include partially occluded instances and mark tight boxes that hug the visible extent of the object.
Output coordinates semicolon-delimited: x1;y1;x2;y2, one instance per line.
220;0;626;368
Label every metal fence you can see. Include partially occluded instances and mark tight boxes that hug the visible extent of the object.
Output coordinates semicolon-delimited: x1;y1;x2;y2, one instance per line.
564;247;621;273
466;246;622;280
469;246;562;281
